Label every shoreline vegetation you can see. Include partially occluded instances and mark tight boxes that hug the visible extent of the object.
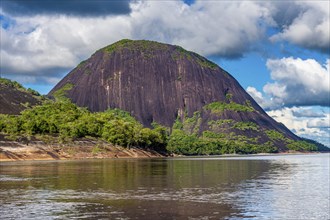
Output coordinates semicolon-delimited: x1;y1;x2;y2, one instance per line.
1;78;328;161
0;139;324;162
0;99;322;162
0;98;326;161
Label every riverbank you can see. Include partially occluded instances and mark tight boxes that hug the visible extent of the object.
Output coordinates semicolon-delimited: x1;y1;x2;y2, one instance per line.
1;135;326;162
0;139;166;162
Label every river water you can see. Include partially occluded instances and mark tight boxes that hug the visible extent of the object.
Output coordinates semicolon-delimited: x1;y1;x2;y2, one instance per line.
0;154;329;219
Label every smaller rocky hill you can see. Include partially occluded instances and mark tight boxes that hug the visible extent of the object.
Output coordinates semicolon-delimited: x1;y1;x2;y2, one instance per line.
0;78;42;115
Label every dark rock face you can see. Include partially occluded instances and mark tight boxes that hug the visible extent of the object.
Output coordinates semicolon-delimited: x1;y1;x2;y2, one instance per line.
49;40;300;147
0;80;41;115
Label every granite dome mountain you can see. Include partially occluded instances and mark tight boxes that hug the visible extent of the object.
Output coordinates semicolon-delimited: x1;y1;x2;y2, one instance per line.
49;39;320;152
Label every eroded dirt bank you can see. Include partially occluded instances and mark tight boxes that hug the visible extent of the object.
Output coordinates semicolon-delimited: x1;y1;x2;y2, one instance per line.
0;139;166;162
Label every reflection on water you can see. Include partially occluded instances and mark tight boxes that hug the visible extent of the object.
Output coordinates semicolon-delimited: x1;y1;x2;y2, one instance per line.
0;154;329;219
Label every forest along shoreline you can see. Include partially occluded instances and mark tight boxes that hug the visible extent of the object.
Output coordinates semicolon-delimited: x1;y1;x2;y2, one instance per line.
0;136;322;162
0;135;166;162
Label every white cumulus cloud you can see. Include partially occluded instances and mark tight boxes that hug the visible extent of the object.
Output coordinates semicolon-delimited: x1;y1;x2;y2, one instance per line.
0;14;132;82
265;57;330;108
0;0;271;84
267;106;330;147
270;1;330;53
247;57;330;109
130;1;269;57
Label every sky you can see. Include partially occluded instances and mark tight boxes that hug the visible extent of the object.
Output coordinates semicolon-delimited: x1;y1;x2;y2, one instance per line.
0;0;329;146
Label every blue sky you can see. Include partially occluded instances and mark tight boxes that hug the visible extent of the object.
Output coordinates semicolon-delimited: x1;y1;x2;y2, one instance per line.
0;0;329;146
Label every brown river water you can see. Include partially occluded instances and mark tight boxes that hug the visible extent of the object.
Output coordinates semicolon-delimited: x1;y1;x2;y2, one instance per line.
0;153;329;219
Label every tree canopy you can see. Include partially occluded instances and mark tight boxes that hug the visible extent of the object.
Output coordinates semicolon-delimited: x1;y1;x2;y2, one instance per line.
0;99;319;154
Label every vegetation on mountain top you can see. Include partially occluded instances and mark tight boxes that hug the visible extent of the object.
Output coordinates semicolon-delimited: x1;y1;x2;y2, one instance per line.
102;39;168;54
172;45;218;69
0;78;47;115
0;78;41;97
0;78;25;89
100;39;218;70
